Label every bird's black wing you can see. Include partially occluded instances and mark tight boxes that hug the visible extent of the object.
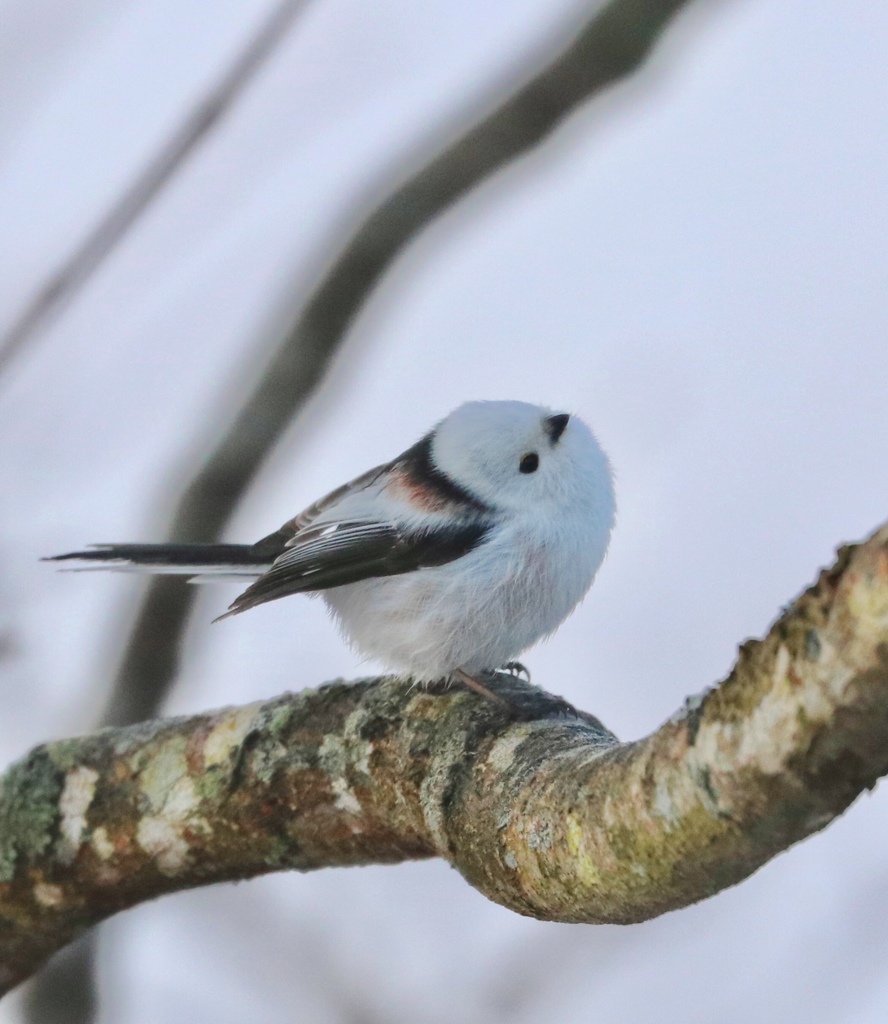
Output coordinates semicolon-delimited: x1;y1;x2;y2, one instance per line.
219;517;491;618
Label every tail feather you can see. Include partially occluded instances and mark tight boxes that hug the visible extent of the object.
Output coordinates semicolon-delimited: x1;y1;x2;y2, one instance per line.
44;543;273;578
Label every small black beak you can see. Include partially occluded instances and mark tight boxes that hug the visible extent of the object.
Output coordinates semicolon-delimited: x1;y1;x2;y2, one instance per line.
544;413;570;444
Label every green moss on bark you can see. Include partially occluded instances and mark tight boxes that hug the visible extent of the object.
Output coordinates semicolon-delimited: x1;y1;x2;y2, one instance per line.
0;748;63;882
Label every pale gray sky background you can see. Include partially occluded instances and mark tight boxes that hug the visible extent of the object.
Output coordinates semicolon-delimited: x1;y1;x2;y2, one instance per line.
1;0;887;1021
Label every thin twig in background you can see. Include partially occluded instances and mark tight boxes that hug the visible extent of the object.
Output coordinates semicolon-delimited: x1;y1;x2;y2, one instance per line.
24;0;701;1014
0;0;306;380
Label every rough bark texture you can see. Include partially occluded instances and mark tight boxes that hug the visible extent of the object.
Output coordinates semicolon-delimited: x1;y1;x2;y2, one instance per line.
3;522;888;992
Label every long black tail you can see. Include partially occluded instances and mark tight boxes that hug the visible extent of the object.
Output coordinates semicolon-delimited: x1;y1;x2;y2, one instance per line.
44;542;273;578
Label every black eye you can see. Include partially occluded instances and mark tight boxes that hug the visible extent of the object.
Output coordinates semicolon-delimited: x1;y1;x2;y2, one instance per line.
519;452;539;474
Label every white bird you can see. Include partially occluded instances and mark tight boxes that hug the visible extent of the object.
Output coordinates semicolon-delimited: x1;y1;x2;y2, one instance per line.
49;401;615;703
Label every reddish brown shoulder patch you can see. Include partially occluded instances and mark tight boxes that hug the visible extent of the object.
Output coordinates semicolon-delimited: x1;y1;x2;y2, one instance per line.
387;468;451;513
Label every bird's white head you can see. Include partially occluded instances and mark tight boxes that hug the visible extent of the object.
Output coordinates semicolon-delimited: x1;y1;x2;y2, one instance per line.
430;400;615;524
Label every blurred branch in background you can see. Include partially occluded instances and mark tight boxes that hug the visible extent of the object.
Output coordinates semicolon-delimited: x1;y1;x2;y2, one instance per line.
19;4;309;1019
0;0;307;380
22;0;702;1016
20;942;96;1024
3;521;888;992
105;0;701;728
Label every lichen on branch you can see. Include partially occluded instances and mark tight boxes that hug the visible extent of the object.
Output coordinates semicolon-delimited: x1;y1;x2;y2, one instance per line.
1;523;888;994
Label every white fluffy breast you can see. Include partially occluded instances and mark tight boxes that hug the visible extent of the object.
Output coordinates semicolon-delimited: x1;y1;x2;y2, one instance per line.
321;496;612;680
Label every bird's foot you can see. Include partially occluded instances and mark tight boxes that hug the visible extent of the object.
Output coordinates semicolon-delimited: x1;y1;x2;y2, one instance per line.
453;669;513;708
497;661;531;682
451;668;589;723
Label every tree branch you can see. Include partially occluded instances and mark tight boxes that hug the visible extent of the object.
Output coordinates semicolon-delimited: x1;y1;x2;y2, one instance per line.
22;0;704;1008
2;522;887;992
0;0;306;379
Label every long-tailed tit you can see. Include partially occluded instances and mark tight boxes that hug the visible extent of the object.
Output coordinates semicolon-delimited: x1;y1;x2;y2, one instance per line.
48;401;615;703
